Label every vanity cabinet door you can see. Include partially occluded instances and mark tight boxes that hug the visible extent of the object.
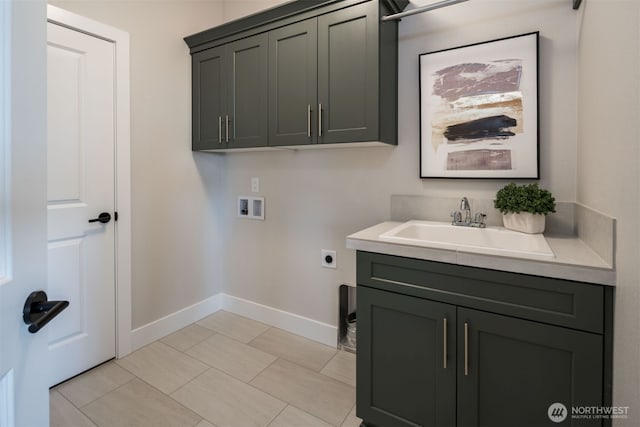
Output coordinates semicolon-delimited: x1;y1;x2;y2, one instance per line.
317;2;379;144
458;308;603;427
357;286;456;427
268;19;317;147
226;33;269;148
191;45;227;150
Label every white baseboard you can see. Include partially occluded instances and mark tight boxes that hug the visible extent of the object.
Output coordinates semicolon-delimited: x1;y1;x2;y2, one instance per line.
127;292;338;353
129;294;222;352
221;294;338;348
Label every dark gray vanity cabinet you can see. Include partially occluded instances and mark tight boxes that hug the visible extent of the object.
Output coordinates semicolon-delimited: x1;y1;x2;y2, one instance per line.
191;34;268;150
358;286;456;427
356;251;612;427
185;0;408;151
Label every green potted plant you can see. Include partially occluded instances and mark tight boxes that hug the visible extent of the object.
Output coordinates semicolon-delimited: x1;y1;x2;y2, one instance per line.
494;183;556;234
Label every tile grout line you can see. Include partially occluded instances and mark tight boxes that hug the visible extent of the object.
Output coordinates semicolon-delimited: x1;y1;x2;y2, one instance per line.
338;403;357;427
50;389;99;427
112;360;208;422
317;348;340;373
248;357;354;427
161;329;217;353
264;403;289;427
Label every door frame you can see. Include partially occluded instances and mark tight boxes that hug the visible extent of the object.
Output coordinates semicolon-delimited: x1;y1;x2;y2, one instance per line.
0;0;9;290
47;5;132;358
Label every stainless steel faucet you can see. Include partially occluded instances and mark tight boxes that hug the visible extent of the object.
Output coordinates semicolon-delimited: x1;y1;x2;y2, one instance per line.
460;197;471;223
451;197;487;228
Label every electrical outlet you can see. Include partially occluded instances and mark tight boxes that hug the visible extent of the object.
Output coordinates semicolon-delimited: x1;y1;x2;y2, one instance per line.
321;249;337;269
251;177;259;193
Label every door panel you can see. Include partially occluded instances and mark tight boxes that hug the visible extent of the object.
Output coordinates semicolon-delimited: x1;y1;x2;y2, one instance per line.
268;18;317;146
47;21;116;387
47;239;83;345
318;2;378;143
192;46;226;150
0;0;49;423
228;34;268;148
458;308;603;427
357;286;456;427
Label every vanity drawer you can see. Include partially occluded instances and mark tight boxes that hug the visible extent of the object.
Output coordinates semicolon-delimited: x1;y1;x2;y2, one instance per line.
356;251;604;334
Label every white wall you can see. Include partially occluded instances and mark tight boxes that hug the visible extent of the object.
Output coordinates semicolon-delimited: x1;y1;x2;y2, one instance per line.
577;0;640;422
216;0;579;325
222;0;285;21
49;0;228;328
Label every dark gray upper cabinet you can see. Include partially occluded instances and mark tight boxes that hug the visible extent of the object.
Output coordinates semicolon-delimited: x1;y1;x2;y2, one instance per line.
190;34;268;150
317;2;378;144
192;45;226;150
227;35;269;149
356;251;613;427
185;0;408;151
268;19;318;147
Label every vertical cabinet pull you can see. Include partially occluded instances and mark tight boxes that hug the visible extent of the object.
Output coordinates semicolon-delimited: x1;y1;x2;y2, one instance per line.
218;116;222;143
464;322;469;376
225;115;230;143
307;105;311;138
318;103;322;138
443;318;447;369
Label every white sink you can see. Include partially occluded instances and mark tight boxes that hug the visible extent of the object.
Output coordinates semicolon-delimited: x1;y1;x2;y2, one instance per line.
379;220;555;260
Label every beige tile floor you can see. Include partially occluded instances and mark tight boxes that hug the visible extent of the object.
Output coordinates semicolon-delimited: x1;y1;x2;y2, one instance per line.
50;311;361;427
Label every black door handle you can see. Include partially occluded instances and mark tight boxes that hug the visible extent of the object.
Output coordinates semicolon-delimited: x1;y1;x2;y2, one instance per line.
88;212;111;224
23;291;69;334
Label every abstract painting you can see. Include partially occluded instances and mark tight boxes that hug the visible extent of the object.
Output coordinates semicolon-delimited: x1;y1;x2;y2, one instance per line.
419;32;539;178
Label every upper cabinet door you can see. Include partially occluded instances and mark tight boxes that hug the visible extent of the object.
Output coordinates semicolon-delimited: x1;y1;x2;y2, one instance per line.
268;19;318;147
192;45;227;150
317;2;379;144
227;34;269;148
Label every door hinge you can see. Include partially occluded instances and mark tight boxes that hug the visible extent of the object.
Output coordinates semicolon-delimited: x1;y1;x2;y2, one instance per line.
114;211;118;222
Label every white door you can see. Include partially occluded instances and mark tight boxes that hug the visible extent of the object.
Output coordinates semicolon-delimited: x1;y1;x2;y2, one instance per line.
47;21;116;387
0;0;50;425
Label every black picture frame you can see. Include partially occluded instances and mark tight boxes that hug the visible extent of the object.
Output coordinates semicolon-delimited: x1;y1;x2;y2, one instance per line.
419;32;540;179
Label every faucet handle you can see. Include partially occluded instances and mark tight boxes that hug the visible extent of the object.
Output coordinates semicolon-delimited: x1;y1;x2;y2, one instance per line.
451;211;462;223
474;212;487;226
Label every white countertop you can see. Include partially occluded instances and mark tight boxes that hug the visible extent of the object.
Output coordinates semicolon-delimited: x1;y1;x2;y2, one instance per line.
346;221;616;286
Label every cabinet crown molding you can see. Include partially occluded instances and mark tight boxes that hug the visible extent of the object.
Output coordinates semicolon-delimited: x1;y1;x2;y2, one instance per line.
184;0;408;52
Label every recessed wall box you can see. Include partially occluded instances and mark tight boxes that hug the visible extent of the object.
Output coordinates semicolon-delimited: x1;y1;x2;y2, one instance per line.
237;196;265;220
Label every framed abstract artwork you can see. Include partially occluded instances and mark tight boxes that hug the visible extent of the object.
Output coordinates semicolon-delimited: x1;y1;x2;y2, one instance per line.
419;32;539;179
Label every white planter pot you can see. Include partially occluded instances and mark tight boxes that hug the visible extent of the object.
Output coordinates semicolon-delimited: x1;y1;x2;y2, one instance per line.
502;212;546;234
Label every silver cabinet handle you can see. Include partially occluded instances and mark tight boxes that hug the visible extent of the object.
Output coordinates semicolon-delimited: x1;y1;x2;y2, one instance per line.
307;105;311;138
225;115;229;143
318;103;322;138
443;318;447;369
464;322;469;376
218;116;222;143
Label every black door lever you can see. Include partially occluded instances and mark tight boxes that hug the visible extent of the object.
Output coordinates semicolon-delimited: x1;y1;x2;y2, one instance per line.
88;212;111;224
23;291;69;334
